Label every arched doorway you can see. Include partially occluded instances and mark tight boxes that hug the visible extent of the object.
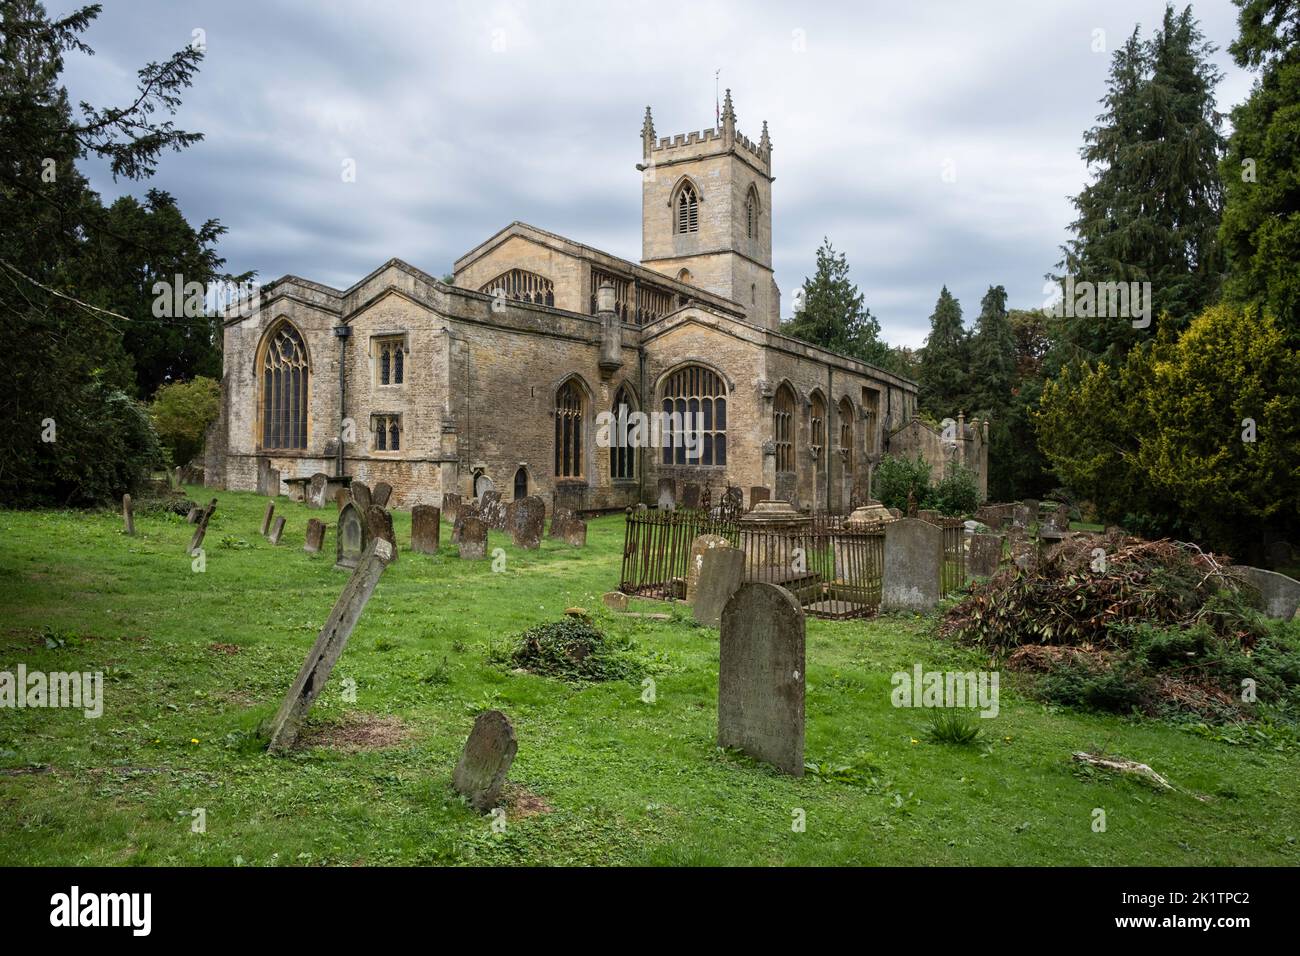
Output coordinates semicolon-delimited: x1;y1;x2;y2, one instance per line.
513;467;528;500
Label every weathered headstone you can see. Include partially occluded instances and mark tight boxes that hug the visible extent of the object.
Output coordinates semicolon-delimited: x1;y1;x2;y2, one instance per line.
681;482;701;510
260;500;276;536
307;472;329;508
479;490;505;530
1233;566;1300;620
657;477;675;511
351;481;372;511
121;494;134;536
685;534;732;603
256;457;280;497
749;486;770;510
693;547;746;628
551;514;587;547
968;533;1004;578
506;496;544;549
1011;503;1032;528
304;518;327;554
442;492;463;524
335;501;367;570
372;481;393;508
268;515;286;545
452;500;481;543
411;505;441;554
334;487;348;511
452;709;518;812
365;506;397;562
882;517;943;611
457;515;488;559
602;590;629;612
548;506;575;540
718;583;805;776
186;507;200;524
187;498;217;554
267;538;396;753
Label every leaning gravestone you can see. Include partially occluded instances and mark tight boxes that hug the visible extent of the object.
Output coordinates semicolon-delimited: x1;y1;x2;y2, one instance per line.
410;505;441;554
268;516;286;545
718;583;805;776
692;547;746;628
681;482;701;510
335;501;367;570
882;517;943;612
372;481;393;508
457;515;488;559
507;496;544;549
452;709;518;812
365;506;397;563
657;477;675;511
304;518;327;554
442;492;463;524
267;538;395;753
260;500;276;536
685;534;732;603
350;481;372;511
187;498;218;554
186;507;200;524
122;494;134;536
307;472;329;508
968;533;1004;578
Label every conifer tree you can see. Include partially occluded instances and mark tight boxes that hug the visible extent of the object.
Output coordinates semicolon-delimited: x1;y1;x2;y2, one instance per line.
786;237;889;366
917;286;968;418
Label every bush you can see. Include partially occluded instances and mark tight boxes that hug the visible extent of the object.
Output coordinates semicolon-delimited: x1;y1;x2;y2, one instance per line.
500;618;646;683
929;464;981;517
872;454;931;512
150;376;220;469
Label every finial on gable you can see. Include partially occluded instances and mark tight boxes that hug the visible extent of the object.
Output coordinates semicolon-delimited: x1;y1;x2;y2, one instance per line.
641;105;656;158
721;88;735;124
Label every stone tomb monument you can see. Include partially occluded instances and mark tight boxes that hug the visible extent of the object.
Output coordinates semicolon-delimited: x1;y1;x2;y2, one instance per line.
718;583;805;776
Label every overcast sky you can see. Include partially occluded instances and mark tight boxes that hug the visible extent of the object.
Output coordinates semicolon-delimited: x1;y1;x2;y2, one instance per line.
64;0;1253;348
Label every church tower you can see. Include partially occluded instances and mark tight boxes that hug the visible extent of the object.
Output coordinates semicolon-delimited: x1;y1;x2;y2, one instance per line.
638;91;778;329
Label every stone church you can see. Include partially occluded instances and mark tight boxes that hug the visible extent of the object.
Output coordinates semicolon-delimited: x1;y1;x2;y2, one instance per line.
207;92;987;512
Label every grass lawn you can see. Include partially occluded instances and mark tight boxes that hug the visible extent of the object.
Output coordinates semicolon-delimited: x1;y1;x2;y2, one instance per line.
1;488;1297;866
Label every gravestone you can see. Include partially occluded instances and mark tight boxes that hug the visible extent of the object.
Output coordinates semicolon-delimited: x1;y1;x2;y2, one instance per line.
457;515;488;559
335;502;367;570
372;481;393;508
749;486;770;510
1011;503;1032;528
268;516;286;545
685;534;733;603
480;490;507;530
657;477;675;511
1010;537;1038;572
452;500;481;543
187;507;200;524
552;514;587;547
681;482;701;510
442;492;463;524
882;518;943;611
718;583;805;776
267;538;396;753
187;499;217;554
692;547;746;628
1233;566;1300;620
256;457;280;497
365;506;397;562
304;518;326;554
411;505;441;554
334;487;348;511
548;506;575;540
452;710;517;812
351;481;372;511
602;591;629;612
121;494;134;536
506;496;544;549
307;472;329;508
260;500;276;536
968;533;1004;578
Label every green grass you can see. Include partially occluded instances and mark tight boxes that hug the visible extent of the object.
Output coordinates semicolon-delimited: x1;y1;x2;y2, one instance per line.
1;488;1297;866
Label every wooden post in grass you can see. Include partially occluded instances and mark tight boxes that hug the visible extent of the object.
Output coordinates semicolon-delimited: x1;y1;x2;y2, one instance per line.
188;498;217;554
266;538;395;753
122;494;135;536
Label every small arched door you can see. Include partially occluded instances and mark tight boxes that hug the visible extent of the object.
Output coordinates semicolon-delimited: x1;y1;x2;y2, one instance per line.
513;468;528;500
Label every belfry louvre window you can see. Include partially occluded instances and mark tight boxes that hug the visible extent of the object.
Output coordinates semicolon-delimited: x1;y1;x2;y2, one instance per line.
610;386;636;480
675;182;699;234
774;385;795;473
589;270;631;323
660;365;726;467
375;336;405;386
555;380;585;479
260;322;309;450
746;189;757;238
810;394;826;461
480;269;554;306
372;413;401;452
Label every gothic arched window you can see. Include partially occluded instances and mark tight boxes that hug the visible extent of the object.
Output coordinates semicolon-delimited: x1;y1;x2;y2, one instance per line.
660;365;726;466
554;379;586;480
810;393;826;461
839;397;855;476
675;181;699;234
774;384;795;474
260;322;309;450
745;187;759;238
610;385;637;480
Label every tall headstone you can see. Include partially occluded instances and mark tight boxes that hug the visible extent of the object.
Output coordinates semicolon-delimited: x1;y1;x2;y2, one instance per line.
452;710;518;812
307;472;329;508
685;534;732;603
657;477;675;511
260;500;276;536
335;502;367;570
968;533;1004;578
366;506;397;562
457;515;488;559
334;487;348;511
372;481;393;508
121;494;134;536
268;515;286;545
507;496;544;549
681;482;701;510
692;548;746;628
548;506;575;540
452;500;481;543
351;481;373;511
256;457;280;497
882;517;943;611
187;498;217;554
304;518;327;554
718;583;805;776
442;492;463;524
411;505;441;554
480;490;507;531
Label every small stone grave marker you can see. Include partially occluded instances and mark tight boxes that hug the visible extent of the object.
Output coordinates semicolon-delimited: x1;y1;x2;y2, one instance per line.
452;709;518;812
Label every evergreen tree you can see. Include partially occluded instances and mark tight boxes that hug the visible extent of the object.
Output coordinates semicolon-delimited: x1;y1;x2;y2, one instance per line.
1054;5;1225;363
1220;0;1300;342
917;286;968;418
786;237;889;366
968;285;1016;415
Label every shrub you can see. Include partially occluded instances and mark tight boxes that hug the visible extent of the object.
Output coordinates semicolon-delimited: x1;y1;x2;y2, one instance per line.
925;712;982;745
873;454;931;512
502;618;646;683
929;464;981;516
150;376;220;469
